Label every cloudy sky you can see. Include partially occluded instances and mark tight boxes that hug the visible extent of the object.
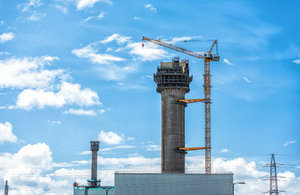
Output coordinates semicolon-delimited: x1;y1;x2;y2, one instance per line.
0;0;299;194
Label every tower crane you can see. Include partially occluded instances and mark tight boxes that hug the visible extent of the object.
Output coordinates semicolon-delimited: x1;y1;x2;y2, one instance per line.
142;36;219;174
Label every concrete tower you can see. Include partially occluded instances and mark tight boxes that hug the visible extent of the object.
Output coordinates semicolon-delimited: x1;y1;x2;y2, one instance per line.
4;180;8;195
89;141;100;187
154;57;192;173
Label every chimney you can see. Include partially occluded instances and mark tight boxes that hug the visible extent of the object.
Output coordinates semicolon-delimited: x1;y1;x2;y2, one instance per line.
89;141;100;187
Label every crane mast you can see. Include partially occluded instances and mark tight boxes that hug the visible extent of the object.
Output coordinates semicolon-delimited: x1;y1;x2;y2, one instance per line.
142;36;219;174
204;59;212;173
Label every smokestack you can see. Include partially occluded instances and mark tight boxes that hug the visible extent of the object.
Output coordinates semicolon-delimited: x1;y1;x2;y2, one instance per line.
90;141;100;187
4;180;8;195
154;57;192;173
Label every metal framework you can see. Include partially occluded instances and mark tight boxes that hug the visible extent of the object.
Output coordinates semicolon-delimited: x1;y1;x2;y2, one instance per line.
203;59;212;173
142;36;219;174
269;154;279;195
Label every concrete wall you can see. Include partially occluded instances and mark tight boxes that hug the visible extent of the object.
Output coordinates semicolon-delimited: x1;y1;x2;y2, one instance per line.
161;88;186;173
115;173;233;195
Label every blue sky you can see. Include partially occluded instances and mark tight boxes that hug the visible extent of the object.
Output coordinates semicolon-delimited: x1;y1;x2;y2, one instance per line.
0;0;299;194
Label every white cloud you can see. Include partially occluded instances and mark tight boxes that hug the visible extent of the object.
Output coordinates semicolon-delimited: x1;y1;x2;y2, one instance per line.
99;109;106;113
242;76;252;83
99;155;160;166
98;130;123;145
97;12;105;19
79;150;91;155
101;34;131;45
13;82;100;110
26;12;47;21
293;59;300;64
72;34;201;80
169;36;203;44
47;120;61;126
220;148;229;153
0;32;15;43
43;56;59;62
83;12;105;22
133;16;142;21
77;0;99;10
284;140;297;146
76;0;112;10
144;4;156;13
0;143;74;194
223;58;233;66
213;157;267;178
0;51;10;56
83;16;93;22
72;42;138;80
72;34;168;80
171;36;193;43
1;55;101;111
98;63;138;80
0;122;18;143
127;137;135;141
145;144;160;151
64;108;97;116
127;42;168;61
20;0;43;12
0;56;63;89
72;45;125;64
55;4;68;14
106;47;113;52
101;145;135;152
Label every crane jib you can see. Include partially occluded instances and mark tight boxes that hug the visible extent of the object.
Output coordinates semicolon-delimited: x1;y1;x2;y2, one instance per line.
142;36;219;61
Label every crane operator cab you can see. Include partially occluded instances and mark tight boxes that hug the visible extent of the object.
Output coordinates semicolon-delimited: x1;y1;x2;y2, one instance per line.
203;52;219;60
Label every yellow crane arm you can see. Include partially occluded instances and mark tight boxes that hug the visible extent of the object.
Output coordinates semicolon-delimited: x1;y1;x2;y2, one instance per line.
179;99;210;104
178;147;211;151
209;40;218;54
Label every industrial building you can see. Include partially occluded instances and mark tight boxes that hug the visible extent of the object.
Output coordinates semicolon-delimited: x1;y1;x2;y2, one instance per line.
115;173;233;195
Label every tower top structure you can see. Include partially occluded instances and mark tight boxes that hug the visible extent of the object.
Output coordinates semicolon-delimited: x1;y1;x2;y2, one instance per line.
90;141;100;151
154;57;192;93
